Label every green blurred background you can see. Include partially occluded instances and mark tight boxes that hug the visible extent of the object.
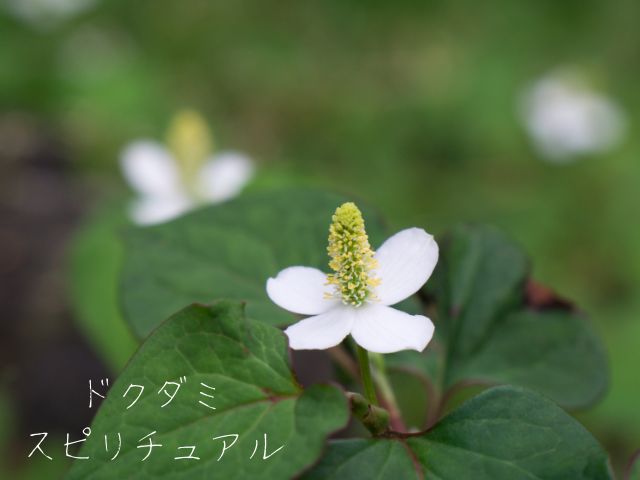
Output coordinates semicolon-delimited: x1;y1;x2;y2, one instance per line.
1;0;638;477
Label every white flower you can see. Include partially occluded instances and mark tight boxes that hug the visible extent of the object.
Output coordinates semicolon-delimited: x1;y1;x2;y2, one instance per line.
266;202;438;354
120;110;254;225
520;69;626;163
4;0;98;30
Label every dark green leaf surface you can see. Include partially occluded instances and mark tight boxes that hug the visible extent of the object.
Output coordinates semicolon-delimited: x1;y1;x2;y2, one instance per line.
432;225;529;359
120;189;390;339
66;301;349;480
305;386;613;480
447;309;607;407
304;438;417;479
428;224;608;408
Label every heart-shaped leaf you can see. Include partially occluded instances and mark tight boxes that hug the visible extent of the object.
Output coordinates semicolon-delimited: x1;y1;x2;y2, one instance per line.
119;189;390;339
425;224;608;408
66;301;349;480
304;386;613;479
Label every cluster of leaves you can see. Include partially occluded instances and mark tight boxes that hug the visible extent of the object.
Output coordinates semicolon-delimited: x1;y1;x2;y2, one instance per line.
68;189;614;479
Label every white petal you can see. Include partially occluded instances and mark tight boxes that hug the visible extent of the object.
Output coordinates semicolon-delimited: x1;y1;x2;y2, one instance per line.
373;228;439;306
120;140;183;197
351;304;434;354
129;195;193;226
4;0;97;29
521;73;626;162
266;267;337;315
197;151;254;203
284;307;354;350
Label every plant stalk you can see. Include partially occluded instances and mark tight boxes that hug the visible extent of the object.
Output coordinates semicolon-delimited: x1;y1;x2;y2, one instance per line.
355;344;378;406
370;353;406;431
347;392;389;436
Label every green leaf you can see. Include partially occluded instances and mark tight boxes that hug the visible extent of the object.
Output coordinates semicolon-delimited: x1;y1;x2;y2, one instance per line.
66;300;349;480
304;386;613;480
429;224;608;408
303;439;417;479
68;200;138;372
445;309;607;408
119;189;391;339
432;225;529;358
386;345;442;382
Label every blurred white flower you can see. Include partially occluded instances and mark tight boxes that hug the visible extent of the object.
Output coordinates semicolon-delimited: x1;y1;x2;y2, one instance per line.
120;110;254;225
521;70;626;163
267;202;438;354
4;0;98;30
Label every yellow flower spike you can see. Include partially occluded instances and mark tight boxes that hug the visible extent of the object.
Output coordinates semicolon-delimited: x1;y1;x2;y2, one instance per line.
166;109;213;190
326;202;380;306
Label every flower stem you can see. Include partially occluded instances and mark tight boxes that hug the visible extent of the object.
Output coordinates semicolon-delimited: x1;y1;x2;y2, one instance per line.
347;392;389;436
356;345;378;405
370;353;406;431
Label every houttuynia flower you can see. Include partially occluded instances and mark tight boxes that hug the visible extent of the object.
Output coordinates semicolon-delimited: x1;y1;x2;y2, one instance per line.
120;110;254;225
266;202;438;354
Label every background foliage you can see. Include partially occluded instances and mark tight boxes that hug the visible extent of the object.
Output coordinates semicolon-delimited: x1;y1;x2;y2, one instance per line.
1;0;639;477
